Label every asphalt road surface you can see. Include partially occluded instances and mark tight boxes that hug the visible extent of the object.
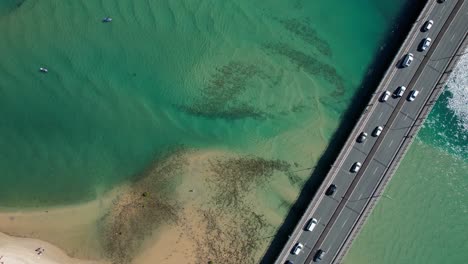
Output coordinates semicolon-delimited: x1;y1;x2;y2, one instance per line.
275;1;468;263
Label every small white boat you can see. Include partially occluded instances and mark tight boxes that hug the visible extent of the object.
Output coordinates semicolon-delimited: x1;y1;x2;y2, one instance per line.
39;67;48;73
102;17;112;22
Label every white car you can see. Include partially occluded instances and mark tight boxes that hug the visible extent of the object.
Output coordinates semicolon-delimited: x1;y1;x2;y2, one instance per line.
422;20;434;32
401;53;414;67
292;243;304;255
408;90;419;101
373;126;383;137
380;91;391;102
351;162;362;173
420;38;432;51
306;218;318;231
394;86;406;97
357;132;368;143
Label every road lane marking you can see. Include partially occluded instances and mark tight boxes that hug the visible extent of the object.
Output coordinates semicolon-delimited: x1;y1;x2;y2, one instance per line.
450;33;456;42
358;194;363;200
373;167;379;175
388;139;394;148
341;218;349;228
378;112;384;120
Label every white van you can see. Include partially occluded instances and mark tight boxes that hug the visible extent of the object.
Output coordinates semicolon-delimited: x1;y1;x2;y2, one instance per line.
306;218;318;231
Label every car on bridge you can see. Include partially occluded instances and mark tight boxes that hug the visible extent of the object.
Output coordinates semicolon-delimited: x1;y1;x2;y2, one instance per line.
313;249;326;262
394;86;406;97
351;162;362;173
372;126;383;137
401;53;414;67
357;132;368;143
306;218;318;231
325;184;337;196
380;91;391;102
419;37;432;51
408;90;420;101
422;19;434;32
291;243;303;255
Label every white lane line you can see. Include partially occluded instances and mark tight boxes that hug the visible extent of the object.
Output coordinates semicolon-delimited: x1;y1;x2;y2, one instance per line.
434;61;440;68
388;139;394;148
358;194;363;200
373;167;379;175
441;5;446;13
377;112;384;120
403;114;407;121
341;218;349;228
450;33;456;42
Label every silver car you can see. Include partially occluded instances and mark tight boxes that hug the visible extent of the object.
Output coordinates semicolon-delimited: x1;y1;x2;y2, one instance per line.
420;38;432;51
401;53;414;67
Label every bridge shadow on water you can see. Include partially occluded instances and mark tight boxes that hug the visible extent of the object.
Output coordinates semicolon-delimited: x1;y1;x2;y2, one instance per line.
259;1;427;263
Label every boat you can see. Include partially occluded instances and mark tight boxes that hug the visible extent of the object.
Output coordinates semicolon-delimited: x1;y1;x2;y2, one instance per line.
39;67;48;73
102;17;112;23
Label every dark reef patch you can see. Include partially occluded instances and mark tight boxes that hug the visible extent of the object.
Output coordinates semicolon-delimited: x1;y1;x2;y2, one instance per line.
207;156;293;208
263;43;345;97
179;61;270;120
278;18;333;57
194;204;272;264
98;148;189;264
190;155;301;264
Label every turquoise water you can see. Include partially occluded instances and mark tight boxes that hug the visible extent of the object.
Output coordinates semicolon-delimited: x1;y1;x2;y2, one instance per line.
345;53;468;263
0;0;403;206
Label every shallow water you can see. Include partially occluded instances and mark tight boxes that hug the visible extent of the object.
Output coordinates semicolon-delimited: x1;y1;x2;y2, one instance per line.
0;0;402;206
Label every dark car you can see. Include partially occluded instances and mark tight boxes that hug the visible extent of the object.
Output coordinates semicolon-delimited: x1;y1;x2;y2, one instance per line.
325;184;337;196
313;249;326;262
285;261;294;264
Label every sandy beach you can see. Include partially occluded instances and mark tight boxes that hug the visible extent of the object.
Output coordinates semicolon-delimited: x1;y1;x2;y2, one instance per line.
0;233;105;264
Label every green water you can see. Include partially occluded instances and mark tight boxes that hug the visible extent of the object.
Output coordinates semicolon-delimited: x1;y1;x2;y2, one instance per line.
0;0;403;206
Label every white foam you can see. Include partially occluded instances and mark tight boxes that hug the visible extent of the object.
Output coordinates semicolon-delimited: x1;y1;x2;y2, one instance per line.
446;47;468;131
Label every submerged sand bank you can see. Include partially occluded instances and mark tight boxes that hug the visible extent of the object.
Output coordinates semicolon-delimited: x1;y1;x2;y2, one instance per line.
0;148;307;264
